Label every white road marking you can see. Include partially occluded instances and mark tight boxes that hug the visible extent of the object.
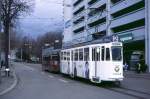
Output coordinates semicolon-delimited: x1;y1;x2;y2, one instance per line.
59;79;68;83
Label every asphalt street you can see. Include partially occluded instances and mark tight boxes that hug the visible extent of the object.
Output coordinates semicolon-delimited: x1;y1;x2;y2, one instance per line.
0;62;145;99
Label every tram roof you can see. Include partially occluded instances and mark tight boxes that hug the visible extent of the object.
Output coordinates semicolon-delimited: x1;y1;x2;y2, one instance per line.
62;35;121;49
42;47;61;57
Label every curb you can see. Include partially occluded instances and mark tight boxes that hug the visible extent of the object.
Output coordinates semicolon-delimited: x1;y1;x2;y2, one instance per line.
0;69;18;96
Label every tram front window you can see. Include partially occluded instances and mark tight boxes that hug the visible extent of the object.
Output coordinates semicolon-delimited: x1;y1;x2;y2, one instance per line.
112;47;122;61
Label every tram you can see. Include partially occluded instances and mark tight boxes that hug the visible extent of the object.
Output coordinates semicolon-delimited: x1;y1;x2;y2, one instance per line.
42;48;60;73
60;35;124;83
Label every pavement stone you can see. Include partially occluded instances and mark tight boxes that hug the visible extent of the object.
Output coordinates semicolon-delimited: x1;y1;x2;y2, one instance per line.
0;65;17;96
122;71;150;94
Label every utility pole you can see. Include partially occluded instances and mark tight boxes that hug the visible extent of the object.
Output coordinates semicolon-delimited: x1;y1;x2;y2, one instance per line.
0;1;2;32
145;0;150;72
21;48;22;61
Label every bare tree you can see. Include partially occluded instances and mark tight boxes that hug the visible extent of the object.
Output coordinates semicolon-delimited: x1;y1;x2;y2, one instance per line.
34;32;62;62
0;0;34;68
10;29;23;49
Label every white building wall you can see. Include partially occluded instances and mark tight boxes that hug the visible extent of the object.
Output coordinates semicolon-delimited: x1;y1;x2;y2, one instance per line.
63;0;73;47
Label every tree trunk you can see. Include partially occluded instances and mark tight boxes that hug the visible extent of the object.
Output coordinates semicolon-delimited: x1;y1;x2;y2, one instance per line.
4;21;10;68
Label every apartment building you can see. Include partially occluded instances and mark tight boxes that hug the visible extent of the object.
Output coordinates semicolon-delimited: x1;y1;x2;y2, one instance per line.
63;0;73;47
63;0;150;72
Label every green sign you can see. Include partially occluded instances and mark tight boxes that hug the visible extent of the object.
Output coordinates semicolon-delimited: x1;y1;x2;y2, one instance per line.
118;33;133;42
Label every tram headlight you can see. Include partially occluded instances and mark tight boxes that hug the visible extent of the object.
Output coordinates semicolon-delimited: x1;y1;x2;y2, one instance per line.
114;66;120;72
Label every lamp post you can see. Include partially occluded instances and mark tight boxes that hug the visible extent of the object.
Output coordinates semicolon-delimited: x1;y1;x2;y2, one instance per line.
20;48;22;62
54;40;60;49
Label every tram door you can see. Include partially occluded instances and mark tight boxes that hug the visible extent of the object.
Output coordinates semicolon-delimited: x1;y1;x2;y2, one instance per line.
70;50;74;76
67;51;71;74
92;47;101;79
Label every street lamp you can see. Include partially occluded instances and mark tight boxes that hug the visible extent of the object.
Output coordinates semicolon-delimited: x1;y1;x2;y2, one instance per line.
54;40;60;49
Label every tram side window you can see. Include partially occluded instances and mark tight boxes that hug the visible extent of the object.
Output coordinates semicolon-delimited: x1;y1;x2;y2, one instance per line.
79;49;83;61
61;52;63;60
92;48;96;61
75;50;78;61
64;52;66;60
84;48;89;61
71;51;73;61
101;46;105;61
92;48;100;61
106;48;110;61
96;48;100;61
52;55;59;61
67;52;70;60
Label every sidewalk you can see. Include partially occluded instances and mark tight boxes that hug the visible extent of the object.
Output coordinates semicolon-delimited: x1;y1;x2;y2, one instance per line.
0;64;17;96
122;71;150;94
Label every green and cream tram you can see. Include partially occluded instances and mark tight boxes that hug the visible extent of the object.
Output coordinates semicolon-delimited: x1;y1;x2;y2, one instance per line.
60;35;124;83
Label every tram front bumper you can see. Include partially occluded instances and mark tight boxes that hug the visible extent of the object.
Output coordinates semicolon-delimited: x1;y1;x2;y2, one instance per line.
107;77;124;81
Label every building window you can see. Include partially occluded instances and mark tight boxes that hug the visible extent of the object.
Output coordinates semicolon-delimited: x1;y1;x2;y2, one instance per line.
88;0;99;6
111;0;145;18
73;0;83;7
73;27;84;34
73;17;84;25
111;0;122;5
73;6;85;15
112;19;145;33
88;17;106;28
88;4;106;17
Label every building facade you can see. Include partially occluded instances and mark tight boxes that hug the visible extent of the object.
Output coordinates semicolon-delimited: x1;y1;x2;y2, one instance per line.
63;0;150;72
63;0;73;47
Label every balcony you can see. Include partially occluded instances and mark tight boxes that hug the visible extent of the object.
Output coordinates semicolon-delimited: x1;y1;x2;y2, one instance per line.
88;23;106;34
111;8;145;28
73;21;85;31
73;1;85;13
73;11;85;21
73;0;81;5
88;11;106;24
110;0;143;14
88;0;106;9
73;32;87;44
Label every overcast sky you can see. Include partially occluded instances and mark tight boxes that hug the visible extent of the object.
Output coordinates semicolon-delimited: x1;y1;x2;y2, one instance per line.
19;0;64;37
